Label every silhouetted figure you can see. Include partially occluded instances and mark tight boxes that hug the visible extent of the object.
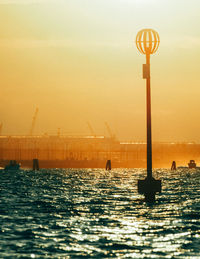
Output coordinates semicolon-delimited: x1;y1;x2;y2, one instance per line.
171;161;176;170
33;159;39;171
106;160;111;170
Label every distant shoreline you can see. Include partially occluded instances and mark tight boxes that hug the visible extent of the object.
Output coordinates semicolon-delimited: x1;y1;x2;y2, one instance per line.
0;159;176;169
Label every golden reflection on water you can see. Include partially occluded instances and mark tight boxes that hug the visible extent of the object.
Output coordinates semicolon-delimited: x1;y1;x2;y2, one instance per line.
0;168;200;257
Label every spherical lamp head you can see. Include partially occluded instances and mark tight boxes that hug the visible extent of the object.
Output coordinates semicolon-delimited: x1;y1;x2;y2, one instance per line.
136;29;160;55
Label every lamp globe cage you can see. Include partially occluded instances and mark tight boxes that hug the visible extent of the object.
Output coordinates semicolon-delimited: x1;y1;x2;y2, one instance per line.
136;29;160;55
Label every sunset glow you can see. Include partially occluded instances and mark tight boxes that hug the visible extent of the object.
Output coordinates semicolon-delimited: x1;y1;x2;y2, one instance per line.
1;2;200;257
1;0;200;143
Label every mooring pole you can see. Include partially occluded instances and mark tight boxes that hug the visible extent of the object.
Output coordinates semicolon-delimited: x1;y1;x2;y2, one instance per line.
136;28;162;202
146;53;152;179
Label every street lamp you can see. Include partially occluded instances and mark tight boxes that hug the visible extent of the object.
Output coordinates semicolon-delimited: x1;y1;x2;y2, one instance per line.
136;28;161;202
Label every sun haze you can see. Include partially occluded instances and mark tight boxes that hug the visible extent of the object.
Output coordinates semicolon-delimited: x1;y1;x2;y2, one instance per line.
0;0;200;142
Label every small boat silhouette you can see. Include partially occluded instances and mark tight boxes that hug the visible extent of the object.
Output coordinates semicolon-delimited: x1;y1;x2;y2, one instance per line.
4;160;20;171
188;160;196;169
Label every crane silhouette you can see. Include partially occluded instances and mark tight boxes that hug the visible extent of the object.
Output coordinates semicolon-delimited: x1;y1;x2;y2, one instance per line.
29;108;39;136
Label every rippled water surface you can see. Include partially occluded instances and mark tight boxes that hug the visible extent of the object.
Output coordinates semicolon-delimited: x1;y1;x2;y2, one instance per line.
0;168;200;258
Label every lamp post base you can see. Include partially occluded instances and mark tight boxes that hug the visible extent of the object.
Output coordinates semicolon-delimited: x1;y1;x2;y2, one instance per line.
138;177;161;202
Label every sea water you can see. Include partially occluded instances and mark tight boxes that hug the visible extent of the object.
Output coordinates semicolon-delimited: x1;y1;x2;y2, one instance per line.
0;168;200;258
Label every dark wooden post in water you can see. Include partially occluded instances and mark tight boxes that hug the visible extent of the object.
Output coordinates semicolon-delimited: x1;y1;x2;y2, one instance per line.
136;29;161;202
33;159;39;171
106;160;111;170
171;161;176;170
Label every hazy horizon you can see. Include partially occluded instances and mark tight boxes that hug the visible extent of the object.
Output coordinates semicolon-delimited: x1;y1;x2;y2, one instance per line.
1;0;200;142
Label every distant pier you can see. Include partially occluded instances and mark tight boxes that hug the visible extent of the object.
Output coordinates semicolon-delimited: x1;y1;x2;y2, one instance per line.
0;136;199;168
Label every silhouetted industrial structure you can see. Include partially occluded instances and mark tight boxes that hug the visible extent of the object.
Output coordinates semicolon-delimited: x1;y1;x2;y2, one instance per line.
29;108;39;136
0;135;199;168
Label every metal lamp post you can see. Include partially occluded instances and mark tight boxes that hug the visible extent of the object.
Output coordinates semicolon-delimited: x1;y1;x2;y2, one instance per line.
136;28;161;202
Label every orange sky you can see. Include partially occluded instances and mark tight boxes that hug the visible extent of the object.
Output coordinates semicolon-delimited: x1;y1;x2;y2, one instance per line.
1;0;200;142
